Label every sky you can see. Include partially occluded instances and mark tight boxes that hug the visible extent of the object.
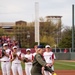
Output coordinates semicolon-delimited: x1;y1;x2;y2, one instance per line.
0;0;75;27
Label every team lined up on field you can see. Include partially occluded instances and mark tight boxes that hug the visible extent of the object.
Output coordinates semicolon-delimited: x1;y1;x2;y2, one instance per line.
0;43;56;75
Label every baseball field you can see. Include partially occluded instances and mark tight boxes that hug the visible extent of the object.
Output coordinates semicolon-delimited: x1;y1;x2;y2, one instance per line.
0;60;75;75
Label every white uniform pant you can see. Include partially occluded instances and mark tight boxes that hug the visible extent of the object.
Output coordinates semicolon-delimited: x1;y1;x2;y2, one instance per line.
25;64;32;75
44;66;54;75
11;63;23;75
1;61;11;75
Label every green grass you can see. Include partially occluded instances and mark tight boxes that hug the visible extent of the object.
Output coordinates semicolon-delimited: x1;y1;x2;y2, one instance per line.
21;62;25;69
22;60;75;70
54;60;75;70
0;60;75;70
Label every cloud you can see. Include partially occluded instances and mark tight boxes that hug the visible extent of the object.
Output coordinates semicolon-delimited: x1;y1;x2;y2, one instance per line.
0;0;75;26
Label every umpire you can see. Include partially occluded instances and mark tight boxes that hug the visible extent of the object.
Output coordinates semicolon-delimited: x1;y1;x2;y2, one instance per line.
31;45;56;75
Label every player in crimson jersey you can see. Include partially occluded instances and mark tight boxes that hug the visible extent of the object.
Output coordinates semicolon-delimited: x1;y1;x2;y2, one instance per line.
43;45;56;75
33;45;38;57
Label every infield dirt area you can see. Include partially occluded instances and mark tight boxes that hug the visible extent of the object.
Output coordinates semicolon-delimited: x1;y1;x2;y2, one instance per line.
55;70;75;75
0;70;75;75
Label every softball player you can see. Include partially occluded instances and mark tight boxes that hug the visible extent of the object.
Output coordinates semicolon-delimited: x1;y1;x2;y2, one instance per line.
10;46;23;75
0;43;11;75
33;45;38;57
43;45;56;75
24;48;33;75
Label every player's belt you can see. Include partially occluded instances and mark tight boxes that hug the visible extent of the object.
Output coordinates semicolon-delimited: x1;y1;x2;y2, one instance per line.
13;63;21;64
1;61;9;62
26;64;32;65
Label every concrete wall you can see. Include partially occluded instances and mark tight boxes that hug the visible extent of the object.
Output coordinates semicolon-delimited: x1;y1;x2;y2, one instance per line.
70;53;75;60
55;53;75;60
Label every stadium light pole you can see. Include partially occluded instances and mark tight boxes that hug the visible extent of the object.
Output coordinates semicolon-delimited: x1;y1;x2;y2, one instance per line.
72;4;74;52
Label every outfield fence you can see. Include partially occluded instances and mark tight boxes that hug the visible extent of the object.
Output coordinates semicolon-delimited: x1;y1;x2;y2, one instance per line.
20;48;75;60
21;48;75;54
52;48;75;53
0;47;75;60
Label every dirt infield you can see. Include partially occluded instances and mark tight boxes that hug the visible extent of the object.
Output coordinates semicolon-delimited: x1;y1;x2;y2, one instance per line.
55;70;75;75
0;70;75;75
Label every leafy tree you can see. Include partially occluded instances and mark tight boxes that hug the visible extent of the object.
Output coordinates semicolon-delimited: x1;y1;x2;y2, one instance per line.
40;20;62;47
0;28;5;36
40;35;55;47
58;26;75;48
14;23;35;48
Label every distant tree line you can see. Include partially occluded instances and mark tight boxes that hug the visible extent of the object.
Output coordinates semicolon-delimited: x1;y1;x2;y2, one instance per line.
0;21;75;48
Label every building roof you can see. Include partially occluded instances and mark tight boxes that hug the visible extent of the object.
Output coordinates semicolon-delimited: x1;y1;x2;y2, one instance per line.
0;22;15;27
46;16;62;18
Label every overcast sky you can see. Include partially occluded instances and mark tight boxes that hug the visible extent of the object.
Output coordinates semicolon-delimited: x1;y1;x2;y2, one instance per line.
0;0;75;27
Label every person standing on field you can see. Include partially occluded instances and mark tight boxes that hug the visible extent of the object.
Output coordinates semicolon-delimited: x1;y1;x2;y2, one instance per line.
23;48;33;75
33;45;38;57
0;43;11;75
43;45;56;75
33;45;45;75
10;46;23;75
31;45;56;75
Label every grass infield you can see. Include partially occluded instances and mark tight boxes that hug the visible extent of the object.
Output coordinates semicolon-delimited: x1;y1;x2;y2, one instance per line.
54;60;75;70
0;60;75;70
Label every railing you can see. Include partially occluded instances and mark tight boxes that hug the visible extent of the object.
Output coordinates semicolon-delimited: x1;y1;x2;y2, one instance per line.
0;47;75;54
21;48;75;54
52;48;75;53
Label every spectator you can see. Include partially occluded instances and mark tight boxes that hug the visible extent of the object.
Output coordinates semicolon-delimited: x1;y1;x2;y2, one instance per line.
64;48;68;53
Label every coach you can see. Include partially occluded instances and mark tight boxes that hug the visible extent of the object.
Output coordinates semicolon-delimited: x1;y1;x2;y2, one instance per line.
31;45;55;75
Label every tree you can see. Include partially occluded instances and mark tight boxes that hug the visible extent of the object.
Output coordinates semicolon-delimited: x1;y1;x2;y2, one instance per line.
0;28;5;36
58;26;75;48
40;35;55;47
40;20;62;47
14;22;35;48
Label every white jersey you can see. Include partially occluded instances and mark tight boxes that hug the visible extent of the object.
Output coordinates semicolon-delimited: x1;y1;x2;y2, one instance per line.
24;53;33;65
33;52;36;57
0;48;11;61
54;54;56;59
43;51;54;63
11;51;23;64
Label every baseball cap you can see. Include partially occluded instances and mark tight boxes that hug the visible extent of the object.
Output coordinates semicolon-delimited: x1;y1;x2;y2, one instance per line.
37;45;44;48
45;45;50;48
3;43;8;46
13;46;17;49
26;48;31;52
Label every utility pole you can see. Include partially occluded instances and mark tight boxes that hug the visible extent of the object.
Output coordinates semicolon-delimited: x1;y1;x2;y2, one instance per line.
72;4;74;52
